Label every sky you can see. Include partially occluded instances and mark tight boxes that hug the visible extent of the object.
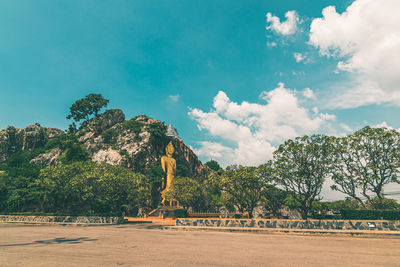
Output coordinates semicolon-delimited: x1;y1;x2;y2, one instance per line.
1;0;400;200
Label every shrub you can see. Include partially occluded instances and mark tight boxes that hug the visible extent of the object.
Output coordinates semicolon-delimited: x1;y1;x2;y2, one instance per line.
174;209;188;218
122;120;143;137
340;209;400;220
366;198;400;210
60;144;89;164
101;128;119;144
147;122;167;146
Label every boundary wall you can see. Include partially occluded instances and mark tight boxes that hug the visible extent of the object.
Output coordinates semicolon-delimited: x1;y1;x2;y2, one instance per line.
0;215;123;224
176;218;400;231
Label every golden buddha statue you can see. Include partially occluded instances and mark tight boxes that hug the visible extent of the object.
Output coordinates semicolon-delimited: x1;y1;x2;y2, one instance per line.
161;141;176;205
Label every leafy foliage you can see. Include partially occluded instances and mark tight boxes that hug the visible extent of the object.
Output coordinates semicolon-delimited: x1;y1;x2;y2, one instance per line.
143;165;164;208
147;122;167;146
205;160;222;171
218;165;265;217
330;126;400;207
101;128;119;144
173;208;188;218
122;119;144;137
37;162;151;214
366;197;400;210
328;198;361;211
340;209;400;220
263;186;288;217
165;176;207;211
66;94;109;124
274;135;332;219
176;163;191;177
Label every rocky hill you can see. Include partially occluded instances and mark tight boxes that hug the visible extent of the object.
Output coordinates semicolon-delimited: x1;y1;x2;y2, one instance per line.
0;123;63;162
0;109;209;180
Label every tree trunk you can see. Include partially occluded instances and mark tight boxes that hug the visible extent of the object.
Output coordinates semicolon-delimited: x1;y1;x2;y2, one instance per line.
300;208;308;219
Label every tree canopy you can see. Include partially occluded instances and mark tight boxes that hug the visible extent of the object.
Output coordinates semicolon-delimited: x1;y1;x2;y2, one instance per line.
273;135;332;219
66;93;109;124
330;126;400;207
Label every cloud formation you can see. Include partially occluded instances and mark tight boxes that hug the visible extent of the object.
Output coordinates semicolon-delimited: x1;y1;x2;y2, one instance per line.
168;94;180;102
189;83;337;166
303;87;316;99
309;0;400;108
293;52;306;63
266;11;299;36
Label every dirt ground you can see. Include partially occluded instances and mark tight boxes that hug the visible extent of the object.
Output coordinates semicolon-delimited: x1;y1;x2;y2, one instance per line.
0;224;399;266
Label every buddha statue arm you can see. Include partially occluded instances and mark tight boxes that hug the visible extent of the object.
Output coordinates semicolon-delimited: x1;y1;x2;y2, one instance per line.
161;156;166;172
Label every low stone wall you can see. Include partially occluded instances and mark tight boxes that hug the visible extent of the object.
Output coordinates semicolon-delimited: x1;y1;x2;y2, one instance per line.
176;218;400;231
0;215;123;224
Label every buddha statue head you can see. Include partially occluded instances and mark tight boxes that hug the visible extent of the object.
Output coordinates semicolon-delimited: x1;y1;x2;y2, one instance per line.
165;141;174;157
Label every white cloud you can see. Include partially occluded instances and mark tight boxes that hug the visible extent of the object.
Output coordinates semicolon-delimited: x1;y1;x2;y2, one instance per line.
266;41;277;47
168;94;180;102
291;71;305;76
309;0;400;108
340;123;352;133
189;83;337;166
293;52;306;63
303;87;316;99
266;10;299;36
371;122;400;132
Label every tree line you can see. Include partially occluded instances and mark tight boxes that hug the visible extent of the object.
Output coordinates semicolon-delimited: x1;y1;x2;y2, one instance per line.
168;126;400;219
1;93;399;218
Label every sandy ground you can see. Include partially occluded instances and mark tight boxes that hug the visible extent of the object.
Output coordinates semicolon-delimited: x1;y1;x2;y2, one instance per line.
0;224;399;267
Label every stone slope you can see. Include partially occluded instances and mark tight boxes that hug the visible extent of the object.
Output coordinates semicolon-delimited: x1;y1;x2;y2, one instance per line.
0;123;63;162
76;110;208;180
0;109;208;180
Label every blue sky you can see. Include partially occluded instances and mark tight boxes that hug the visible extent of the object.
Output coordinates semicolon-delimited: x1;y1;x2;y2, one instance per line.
1;0;400;198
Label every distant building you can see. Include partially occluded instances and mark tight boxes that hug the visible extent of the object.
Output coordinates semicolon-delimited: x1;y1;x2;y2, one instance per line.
166;123;179;138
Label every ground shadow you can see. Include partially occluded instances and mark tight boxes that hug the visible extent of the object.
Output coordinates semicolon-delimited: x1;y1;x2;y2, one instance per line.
0;237;98;247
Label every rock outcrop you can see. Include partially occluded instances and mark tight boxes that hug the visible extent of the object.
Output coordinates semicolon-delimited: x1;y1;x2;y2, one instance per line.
77;110;209;180
0;109;209;180
0;123;63;162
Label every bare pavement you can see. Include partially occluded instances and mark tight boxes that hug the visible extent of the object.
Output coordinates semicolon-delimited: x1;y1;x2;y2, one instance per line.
1;223;400;266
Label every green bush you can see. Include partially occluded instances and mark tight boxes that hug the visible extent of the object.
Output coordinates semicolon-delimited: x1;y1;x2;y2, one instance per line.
340;209;400;220
366;198;400;210
234;214;242;219
173;209;188;218
101;128;119;144
122;120;144;136
147;122;167;146
60;144;89;164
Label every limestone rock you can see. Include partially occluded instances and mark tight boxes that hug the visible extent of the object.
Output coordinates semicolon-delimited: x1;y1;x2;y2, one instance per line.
1;111;209;180
92;148;123;165
30;148;62;166
86;109;125;134
0;124;63;162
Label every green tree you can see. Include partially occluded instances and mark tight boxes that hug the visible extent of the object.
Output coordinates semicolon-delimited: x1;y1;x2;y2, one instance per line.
330;127;400;207
176;164;191;177
263;185;288;217
66;94;109;125
273;135;332;219
0;149;44;212
219;165;265;217
143;165;164;208
205;160;222;171
37;162;151;214
165;176;206;211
